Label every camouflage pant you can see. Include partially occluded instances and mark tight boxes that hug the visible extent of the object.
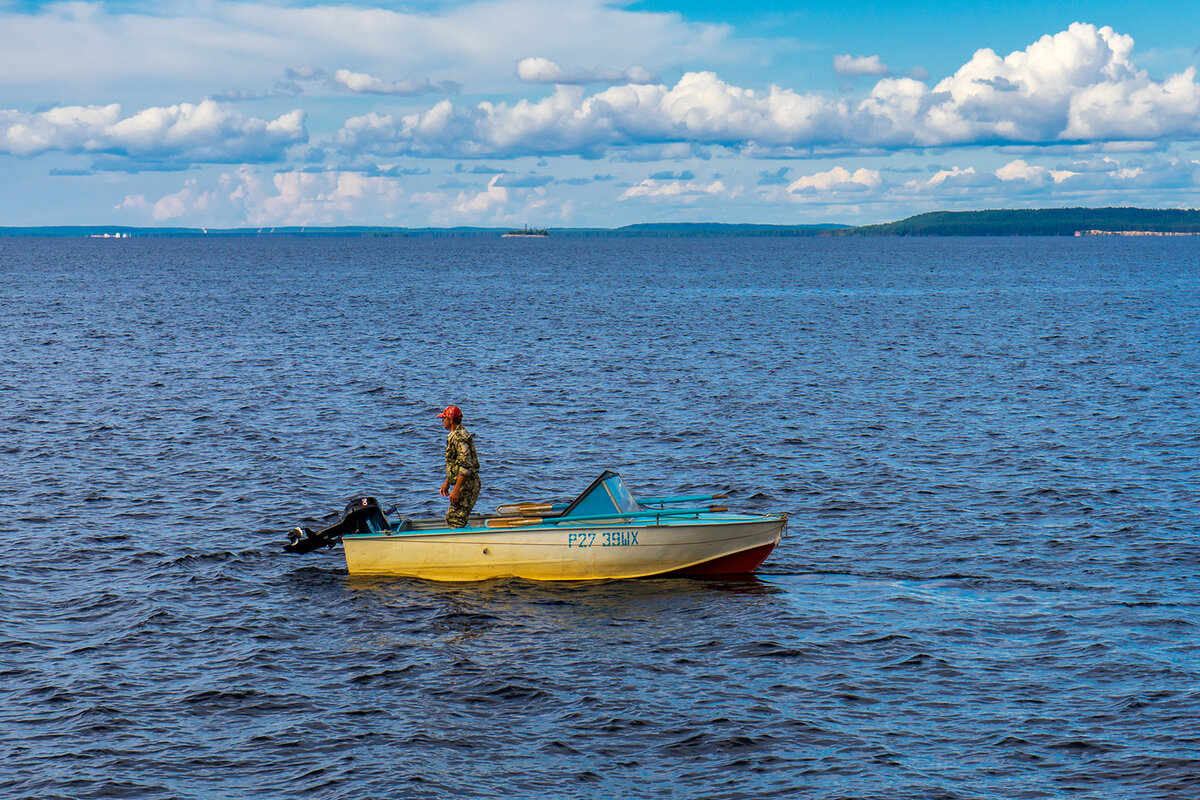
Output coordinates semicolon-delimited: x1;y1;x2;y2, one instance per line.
446;476;481;528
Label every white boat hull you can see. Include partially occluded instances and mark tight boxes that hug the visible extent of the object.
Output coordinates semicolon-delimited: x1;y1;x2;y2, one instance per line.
342;514;785;581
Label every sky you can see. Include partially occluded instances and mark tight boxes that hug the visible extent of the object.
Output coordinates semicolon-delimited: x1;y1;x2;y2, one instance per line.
3;0;1200;227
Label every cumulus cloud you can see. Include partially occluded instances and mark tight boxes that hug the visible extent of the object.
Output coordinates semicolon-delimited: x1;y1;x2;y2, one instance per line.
116;179;216;221
333;24;1200;160
834;54;890;77
331;75;854;158
331;69;461;96
619;178;726;200
0;0;739;107
1018;155;1200;189
0;101;305;166
224;168;405;225
516;57;659;85
995;158;1078;184
111;163;592;226
454;175;509;214
410;171;572;223
889;153;1200;199
788;166;881;193
995;159;1042;182
924;166;983;188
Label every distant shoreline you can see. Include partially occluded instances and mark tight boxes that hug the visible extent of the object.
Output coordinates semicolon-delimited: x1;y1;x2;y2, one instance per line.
0;222;848;239
4;208;1200;238
1074;229;1200;237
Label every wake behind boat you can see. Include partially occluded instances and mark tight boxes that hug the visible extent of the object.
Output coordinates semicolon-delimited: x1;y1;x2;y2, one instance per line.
284;471;785;581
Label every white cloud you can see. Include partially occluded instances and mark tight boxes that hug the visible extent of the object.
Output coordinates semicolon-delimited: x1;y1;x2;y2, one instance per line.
454;175;509;214
929;166;977;186
994;158;1080;184
0;0;739;105
887;152;1200;201
333;23;1200;160
1065;67;1200;140
834;54;890;77
224;168;406;225
619;178;726;199
788;166;881;193
332;74;854;158
407;174;563;224
7;5;1200;227
901;166;985;192
116;179;217;221
330;69;460;96
0;101;305;164
1081;156;1200;187
989;155;1200;191
995;159;1047;183
516;57;659;85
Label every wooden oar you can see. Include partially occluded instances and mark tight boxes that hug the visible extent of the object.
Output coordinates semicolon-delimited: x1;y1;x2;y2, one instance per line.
495;501;563;516
485;517;545;528
496;493;730;516
538;505;727;524
485;505;728;528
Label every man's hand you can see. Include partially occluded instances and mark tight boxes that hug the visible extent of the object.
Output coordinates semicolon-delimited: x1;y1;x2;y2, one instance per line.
439;480;450;498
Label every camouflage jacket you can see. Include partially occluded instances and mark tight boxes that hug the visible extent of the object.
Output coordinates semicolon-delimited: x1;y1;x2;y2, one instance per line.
445;426;480;483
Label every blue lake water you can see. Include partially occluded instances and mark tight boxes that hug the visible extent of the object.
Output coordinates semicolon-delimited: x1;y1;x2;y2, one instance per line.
1;235;1198;798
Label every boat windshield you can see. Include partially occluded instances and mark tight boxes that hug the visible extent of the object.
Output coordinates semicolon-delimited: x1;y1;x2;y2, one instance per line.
560;470;641;518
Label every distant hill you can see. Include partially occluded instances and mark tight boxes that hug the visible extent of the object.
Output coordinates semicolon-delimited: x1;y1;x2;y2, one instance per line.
847;207;1200;236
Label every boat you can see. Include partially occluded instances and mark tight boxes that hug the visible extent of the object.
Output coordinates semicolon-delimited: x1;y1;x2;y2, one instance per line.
501;225;549;237
284;470;785;581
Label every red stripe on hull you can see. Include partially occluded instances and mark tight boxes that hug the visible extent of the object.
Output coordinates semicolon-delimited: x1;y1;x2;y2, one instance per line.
659;541;778;577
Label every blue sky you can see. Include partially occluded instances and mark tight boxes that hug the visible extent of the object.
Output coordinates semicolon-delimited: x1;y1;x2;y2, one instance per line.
3;0;1199;227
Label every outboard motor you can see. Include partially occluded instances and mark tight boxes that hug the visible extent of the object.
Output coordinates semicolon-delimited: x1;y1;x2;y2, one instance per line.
285;496;390;554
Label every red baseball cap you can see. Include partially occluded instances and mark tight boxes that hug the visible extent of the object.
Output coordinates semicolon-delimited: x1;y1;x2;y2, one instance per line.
437;405;463;422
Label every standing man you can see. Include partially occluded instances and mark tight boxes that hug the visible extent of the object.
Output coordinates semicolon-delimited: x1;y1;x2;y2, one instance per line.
438;405;481;528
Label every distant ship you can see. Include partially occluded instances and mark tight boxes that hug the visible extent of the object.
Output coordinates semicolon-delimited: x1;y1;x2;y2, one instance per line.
502;225;549;238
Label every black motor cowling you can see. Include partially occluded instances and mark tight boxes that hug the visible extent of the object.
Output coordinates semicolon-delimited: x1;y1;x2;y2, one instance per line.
285;496;390;554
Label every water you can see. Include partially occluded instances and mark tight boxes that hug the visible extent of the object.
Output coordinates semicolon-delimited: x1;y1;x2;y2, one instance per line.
2;235;1198;799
